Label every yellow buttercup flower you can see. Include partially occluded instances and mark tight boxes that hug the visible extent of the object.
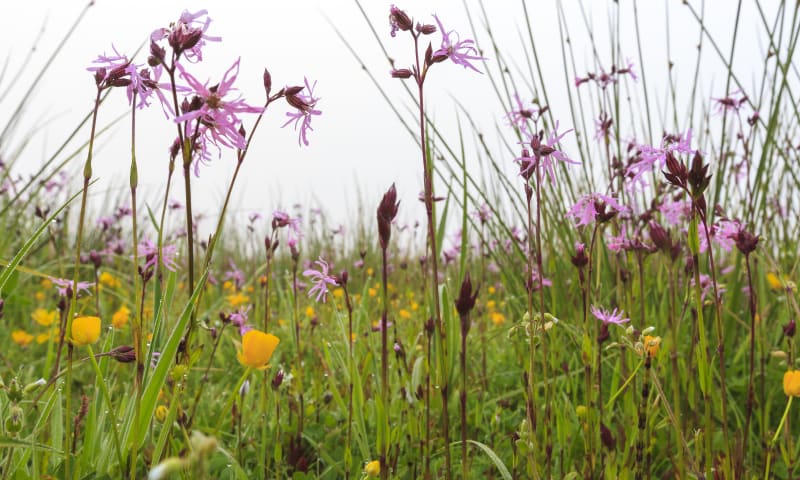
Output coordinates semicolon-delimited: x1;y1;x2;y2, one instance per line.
99;272;120;289
31;308;57;327
784;370;800;397
112;306;131;329
365;460;380;477
305;306;315;318
368;288;377;298
71;316;101;346
227;292;250;308
238;330;280;369
12;330;34;347
491;311;505;326
399;309;411;319
155;405;169;423
643;335;661;359
333;288;344;299
34;291;45;302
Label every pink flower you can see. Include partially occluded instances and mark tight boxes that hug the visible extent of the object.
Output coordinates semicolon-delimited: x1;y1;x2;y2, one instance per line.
625;129;695;191
174;58;262;154
433;15;485;73
137;238;179;272
567;193;627;227
50;277;95;298
150;9;221;63
507;93;538;133
303;257;338;303
658;198;690;226
282;78;322;147
590;306;630;325
517;121;579;183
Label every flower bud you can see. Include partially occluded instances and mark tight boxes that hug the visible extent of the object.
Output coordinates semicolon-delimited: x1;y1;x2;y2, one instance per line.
5;405;23;434
377;183;400;250
390;68;413;79
263;68;272;97
416;23;437;35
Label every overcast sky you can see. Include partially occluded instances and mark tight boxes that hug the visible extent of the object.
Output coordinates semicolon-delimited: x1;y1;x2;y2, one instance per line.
2;1;771;239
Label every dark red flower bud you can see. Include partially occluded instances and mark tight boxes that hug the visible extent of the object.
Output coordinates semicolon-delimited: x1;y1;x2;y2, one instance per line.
391;68;413;79
734;228;759;255
688;151;711;197
272;370;285;390
416;23;437;35
648;221;671;252
571;242;589;268
110;345;136;363
389;6;413;35
377;183;400;250
783;319;796;338
663;151;688;189
455;272;479;318
263;68;272;97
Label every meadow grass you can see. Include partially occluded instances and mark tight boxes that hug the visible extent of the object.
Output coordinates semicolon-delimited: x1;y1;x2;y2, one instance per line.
0;1;799;479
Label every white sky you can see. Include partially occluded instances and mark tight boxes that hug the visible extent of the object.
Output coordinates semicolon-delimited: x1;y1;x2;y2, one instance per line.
1;1;774;240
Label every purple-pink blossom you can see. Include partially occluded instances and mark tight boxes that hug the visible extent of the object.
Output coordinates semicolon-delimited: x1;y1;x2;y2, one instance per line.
433;15;486;73
517;121;579;183
137;238;179;272
303;257;338;303
50;277;95;298
282;78;322;147
590;306;630;325
150;9;220;63
173;58;263;169
567;193;627;227
507;93;538;133
625;129;695;191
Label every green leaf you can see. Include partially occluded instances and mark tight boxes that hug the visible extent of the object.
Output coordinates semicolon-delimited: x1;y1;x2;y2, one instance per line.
464;440;512;480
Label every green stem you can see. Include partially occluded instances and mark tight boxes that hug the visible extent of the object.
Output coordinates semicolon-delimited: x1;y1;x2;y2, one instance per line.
765;396;793;480
86;345;125;468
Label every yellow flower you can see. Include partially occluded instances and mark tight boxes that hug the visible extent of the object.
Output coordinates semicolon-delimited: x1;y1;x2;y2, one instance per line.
642;335;661;359
112;306;131;329
366;267;374;277
246;285;254;293
41;278;53;289
350;332;357;344
12;330;34;347
155;405;169;423
227;292;250;308
399;309;411;319
333;288;344;299
99;272;120;289
368;288;377;298
411;301;419;311
365;460;380;477
486;300;496;311
238;330;280;369
34;291;45;302
490;311;505;326
36;333;51;344
305;306;315;318
784;370;800;397
71;316;101;346
488;286;496;295
31;308;57;327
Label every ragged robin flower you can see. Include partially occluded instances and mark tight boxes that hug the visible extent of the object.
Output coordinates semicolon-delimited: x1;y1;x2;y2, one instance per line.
237;330;280;369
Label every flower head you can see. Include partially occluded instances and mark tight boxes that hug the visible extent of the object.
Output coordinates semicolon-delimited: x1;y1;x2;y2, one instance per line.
517;121;579;183
50;277;95;298
32;308;57;327
12;330;34;347
365;460;381;477
112;306;131;329
237;330;280;369
150;9;220;63
567;193;627;227
71;316;101;346
591;306;630;325
432;15;486;73
303;257;338;303
784;370;800;397
282;78;322;147
173;58;263;173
